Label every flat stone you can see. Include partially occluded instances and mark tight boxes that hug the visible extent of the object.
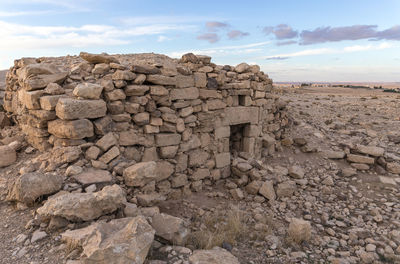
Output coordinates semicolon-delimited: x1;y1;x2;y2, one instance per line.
289;165;304;179
155;133;181;147
356;145;385;157
151;213;189;246
347;154;375;165
259;181;276;201
170;87;199;100
215;152;230;168
79;52;119;64
56;98;107;120
48;119;94;139
323;150;346;159
37;185;126;221
73;169;112;185
125;85;149;96
96;132;118;151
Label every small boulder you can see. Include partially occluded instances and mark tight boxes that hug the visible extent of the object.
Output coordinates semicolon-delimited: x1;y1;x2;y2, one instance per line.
123;161;157;187
0;145;17;168
7;172;63;205
37;184;126;221
151;213;189;246
288;166;304;179
62;216;154;264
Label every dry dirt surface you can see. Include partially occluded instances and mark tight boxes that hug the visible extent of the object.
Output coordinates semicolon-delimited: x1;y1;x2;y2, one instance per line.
1;86;400;264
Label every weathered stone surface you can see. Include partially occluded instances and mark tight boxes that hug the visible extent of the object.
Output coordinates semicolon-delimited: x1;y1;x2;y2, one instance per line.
74;169;112;185
323;150;346;159
189;247;240;264
40;95;66;110
347;154;375;165
356;145;385;157
7;172;63;204
96;132;117;151
387;162;400;174
276;181;296;198
155;133;181;147
25;72;68;91
0;112;11;128
125;85;149;96
288;165;304;179
288;218;311;243
150;85;168;96
119;130;154;146
56;98;107;120
147;75;176;86
215;152;230;168
62;216;154;264
123;161;157;187
48;119;94;139
131;64;161;74
37;184;126;221
259;181;276;201
156;161;174;182
98;146;120;164
80;52;119;64
151;213;189;245
222;107;259;125
176;75;194;88
73;83;103;99
170;87;199;100
235;62;250;73
0;145;17;168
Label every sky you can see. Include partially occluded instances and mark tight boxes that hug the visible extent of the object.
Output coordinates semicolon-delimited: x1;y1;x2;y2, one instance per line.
0;0;399;82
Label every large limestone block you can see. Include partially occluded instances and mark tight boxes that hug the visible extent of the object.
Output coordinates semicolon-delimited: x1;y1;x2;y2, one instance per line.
40;95;66;110
37;184;126;221
73;83;103;99
62;216;154;264
125;85;149;96
176;75;194;88
56;98;107;120
222;107;259;125
189;247;240;264
48;119;94;139
73;169;112;185
0;145;17;168
123;161;157;187
151;213;189;245
170;87;199;100
79;52;120;64
7;172;63;205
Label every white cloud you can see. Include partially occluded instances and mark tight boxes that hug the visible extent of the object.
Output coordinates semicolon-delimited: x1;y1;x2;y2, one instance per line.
168;41;271;57
263;42;395;59
0;10;54;17
120;15;213;26
0;20;194;50
157;35;171;42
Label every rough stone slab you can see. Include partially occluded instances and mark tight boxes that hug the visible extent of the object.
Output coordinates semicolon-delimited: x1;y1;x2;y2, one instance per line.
151;213;189;246
123;161;157;187
73;83;103;99
125;85;149;96
222;107;259;125
37;184;126;221
147;75;176;86
6;172;63;204
73;169;112;185
170;87;199;100
40;95;66;111
155;133;181;147
356;145;385;157
215;152;230;168
176;75;194;88
56;98;107;120
0;145;17;168
24;72;68;91
48;119;94;139
96;132;118;151
347;154;375;165
79;52;119;64
98;146;120;164
61;216;154;264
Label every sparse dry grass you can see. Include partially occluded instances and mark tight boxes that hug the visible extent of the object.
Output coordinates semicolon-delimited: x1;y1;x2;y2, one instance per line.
186;209;248;249
65;239;82;255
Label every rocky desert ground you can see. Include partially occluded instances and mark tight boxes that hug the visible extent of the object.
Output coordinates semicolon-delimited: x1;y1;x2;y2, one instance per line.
0;55;400;264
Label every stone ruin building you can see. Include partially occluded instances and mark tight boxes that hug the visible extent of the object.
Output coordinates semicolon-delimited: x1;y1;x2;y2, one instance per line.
3;51;288;197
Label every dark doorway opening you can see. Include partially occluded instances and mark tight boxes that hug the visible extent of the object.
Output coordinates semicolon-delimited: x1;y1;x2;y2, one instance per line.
229;123;248;157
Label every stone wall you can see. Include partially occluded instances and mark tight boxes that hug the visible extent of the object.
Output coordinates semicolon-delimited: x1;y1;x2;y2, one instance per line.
3;52;288;194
